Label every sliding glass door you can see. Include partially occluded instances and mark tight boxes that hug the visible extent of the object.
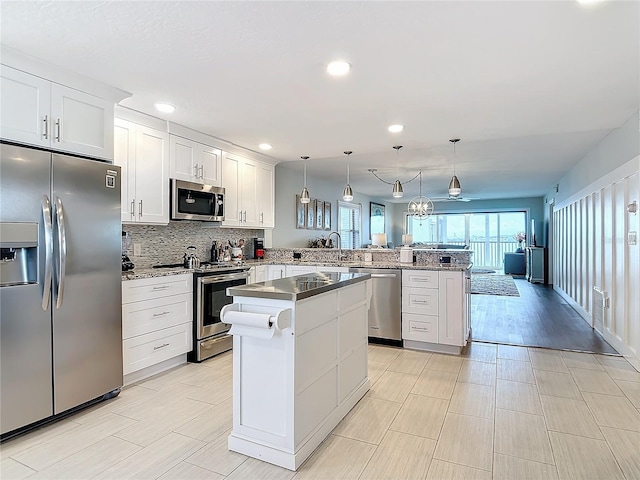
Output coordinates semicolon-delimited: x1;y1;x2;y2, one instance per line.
406;211;526;268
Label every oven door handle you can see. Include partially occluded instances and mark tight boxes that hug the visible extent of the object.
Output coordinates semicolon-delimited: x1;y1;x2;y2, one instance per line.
198;271;250;284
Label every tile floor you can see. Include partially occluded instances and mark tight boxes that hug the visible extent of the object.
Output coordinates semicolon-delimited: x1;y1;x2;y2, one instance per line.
1;343;639;480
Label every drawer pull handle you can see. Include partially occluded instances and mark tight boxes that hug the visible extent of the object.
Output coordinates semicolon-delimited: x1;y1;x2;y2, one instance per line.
153;343;170;350
152;285;171;290
153;311;171;317
413;278;431;282
412;326;430;331
413;300;429;304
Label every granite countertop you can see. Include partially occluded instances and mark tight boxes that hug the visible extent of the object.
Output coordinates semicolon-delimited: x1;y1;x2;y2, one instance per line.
258;259;472;271
122;259;471;281
226;272;371;301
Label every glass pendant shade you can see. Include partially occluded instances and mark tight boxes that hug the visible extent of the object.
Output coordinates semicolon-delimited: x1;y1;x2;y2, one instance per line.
448;175;461;197
342;153;354;201
392;179;404;198
343;184;353;202
300;156;310;203
300;186;310;203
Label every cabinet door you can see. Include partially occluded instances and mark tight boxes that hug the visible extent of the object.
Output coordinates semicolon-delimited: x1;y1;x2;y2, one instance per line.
200;144;222;187
169;136;198;182
135;125;169;224
285;265;317;277
438;271;465;346
254;265;267;283
50;83;114;160
267;265;285;280
222;153;241;226
257;162;275;228
240;158;258;225
0;66;51;148
114;119;136;222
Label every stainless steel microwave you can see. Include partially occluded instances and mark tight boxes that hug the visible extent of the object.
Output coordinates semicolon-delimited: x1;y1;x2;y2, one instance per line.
171;179;225;222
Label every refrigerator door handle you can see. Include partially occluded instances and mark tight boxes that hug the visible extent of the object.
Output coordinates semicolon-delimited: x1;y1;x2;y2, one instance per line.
54;197;67;309
41;195;53;310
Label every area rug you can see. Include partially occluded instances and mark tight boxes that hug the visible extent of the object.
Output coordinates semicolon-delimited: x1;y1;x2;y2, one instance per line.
471;268;496;274
471;274;520;296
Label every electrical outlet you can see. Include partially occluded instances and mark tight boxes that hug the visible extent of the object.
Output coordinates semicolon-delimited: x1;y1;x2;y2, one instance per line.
628;231;637;246
133;243;142;256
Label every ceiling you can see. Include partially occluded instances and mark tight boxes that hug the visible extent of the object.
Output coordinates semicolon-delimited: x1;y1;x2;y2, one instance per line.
1;1;638;202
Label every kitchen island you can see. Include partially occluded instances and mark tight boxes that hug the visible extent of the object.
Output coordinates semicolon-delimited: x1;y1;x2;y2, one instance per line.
221;272;372;471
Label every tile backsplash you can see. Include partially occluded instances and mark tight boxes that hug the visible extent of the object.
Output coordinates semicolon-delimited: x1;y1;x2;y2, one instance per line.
124;222;262;269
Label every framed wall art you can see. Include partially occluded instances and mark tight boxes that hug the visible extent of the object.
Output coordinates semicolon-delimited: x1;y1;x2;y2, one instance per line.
323;201;331;230
295;195;306;229
370;202;385;238
316;200;323;230
306;199;316;229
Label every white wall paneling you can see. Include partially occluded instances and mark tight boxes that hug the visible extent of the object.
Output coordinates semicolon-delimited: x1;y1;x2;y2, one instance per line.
553;156;639;370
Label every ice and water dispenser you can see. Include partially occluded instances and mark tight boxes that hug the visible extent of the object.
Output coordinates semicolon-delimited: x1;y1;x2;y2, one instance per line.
0;223;39;287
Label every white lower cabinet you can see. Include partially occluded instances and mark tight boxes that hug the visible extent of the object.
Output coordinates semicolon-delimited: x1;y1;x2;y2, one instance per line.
402;269;469;353
267;264;285;280
285;265;317;277
122;274;193;383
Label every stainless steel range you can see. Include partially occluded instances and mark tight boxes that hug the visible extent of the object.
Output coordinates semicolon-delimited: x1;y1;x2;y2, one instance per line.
154;262;250;362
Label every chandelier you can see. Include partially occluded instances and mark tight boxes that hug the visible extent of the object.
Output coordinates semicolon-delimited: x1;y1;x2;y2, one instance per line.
407;171;434;223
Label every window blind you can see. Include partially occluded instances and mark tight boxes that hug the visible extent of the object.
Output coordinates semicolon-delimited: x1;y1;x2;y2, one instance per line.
338;201;361;249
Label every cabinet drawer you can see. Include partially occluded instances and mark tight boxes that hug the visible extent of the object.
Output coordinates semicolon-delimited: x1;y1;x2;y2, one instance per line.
402;313;438;343
123;323;192;375
122;274;192;303
402;270;439;288
402;287;439;315
122;292;192;339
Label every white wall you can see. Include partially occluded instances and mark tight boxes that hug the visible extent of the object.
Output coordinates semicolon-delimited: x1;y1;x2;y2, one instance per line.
546;111;640;369
272;164;394;248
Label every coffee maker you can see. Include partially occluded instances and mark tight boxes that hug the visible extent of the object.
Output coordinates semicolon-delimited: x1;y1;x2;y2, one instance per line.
253;237;264;259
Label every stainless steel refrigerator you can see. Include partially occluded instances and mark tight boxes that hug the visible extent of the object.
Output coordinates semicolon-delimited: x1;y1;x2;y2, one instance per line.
0;143;123;437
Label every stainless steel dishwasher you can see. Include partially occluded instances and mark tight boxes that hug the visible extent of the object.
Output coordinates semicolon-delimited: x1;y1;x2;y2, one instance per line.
349;268;402;346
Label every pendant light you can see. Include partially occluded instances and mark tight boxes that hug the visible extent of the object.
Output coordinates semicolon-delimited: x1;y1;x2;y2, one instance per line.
448;138;462;197
407;171;434;225
300;156;310;204
392;145;404;198
342;151;354;201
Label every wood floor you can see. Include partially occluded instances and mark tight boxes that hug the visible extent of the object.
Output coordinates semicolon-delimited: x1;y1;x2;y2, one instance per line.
2;345;639;480
471;277;618;354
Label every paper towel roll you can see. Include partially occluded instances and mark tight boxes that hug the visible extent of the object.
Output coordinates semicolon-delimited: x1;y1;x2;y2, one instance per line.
224;311;272;329
224;311;275;340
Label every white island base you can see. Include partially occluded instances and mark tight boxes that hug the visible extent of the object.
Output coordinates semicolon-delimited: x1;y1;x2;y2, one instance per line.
222;273;372;471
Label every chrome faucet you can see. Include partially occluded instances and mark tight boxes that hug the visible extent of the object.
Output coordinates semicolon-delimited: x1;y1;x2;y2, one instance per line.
327;231;346;261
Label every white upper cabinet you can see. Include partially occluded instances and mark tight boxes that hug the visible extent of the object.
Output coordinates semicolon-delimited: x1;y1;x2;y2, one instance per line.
1;66;114;160
222;151;275;229
115;118;169;224
169;135;222;186
257;162;275;228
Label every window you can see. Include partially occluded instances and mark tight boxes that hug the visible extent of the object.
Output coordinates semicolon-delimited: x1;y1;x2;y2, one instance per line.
406;211;526;268
338;201;361;249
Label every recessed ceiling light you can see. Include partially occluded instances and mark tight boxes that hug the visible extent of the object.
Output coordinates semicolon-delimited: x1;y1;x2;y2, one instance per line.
154;103;175;113
576;0;605;4
259;143;272;150
388;124;404;133
327;61;351;76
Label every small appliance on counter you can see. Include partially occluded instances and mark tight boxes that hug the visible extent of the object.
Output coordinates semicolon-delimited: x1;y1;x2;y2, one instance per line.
122;231;135;271
253;237;265;259
183;246;200;269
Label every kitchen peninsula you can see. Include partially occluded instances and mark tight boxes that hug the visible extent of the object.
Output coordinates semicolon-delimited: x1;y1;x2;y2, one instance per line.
221;272;372;470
